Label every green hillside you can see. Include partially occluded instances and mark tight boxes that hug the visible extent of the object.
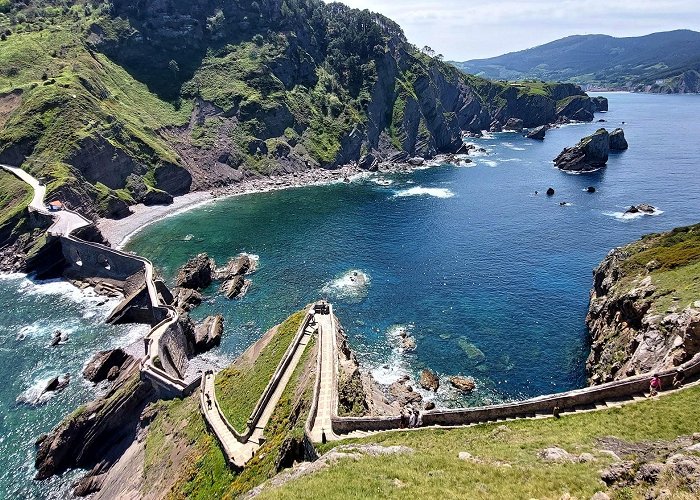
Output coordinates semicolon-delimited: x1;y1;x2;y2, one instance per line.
452;30;700;93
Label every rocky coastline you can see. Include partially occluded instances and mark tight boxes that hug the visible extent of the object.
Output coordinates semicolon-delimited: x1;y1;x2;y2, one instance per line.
586;224;700;384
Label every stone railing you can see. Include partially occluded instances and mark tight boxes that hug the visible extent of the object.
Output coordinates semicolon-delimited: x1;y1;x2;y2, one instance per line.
200;370;247;443
328;353;700;436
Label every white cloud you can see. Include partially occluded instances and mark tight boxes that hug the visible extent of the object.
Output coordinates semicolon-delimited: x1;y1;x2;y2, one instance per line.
326;0;700;59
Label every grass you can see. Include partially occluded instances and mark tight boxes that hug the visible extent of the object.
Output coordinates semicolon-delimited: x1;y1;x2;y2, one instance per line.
143;323;317;499
262;384;700;500
215;310;306;432
0;169;31;229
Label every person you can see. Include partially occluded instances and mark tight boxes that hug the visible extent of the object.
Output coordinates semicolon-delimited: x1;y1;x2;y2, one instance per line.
414;409;422;427
673;368;685;389
206;394;212;410
649;373;661;396
408;409;417;428
400;408;409;429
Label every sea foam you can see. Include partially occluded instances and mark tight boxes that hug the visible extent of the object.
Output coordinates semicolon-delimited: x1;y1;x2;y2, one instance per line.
393;187;455;199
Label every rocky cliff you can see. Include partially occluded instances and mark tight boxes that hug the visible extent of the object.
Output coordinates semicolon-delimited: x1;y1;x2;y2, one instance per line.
586;224;700;384
0;0;602;253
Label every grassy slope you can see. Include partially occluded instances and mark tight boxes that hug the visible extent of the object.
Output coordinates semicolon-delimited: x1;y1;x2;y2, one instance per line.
0;169;31;229
616;223;700;313
215;310;305;433
262;385;700;500
0;5;191;211
143;335;316;499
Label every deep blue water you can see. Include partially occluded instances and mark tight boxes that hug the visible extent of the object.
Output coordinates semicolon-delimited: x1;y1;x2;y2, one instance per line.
1;92;699;497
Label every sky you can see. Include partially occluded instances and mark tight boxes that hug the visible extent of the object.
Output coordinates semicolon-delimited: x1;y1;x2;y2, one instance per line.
328;0;700;60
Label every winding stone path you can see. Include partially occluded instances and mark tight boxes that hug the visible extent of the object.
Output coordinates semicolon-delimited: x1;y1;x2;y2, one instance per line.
200;308;318;468
1;164;90;236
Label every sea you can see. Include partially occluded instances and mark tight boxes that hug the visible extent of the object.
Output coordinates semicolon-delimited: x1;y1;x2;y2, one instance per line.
1;92;699;497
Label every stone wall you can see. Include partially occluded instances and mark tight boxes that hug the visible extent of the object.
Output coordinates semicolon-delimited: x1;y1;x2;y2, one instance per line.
60;236;145;282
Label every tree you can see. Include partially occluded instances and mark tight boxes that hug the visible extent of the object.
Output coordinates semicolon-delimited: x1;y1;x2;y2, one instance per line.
422;45;435;57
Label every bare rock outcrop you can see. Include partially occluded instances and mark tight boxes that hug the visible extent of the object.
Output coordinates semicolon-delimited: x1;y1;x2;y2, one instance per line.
609;128;629;151
83;349;131;383
526;125;547;140
175;253;214;290
34;357;153;481
554;128;609;172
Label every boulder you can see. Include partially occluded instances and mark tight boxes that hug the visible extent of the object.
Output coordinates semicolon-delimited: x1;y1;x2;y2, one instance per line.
217;254;253;280
503;118;524;132
82;349;130;383
143;189;174;206
401;336;416;351
175;253;214;290
587;186;596;193
358;153;378;171
193;315;224;353
554;129;610;172
221;275;248;299
419;369;440;392
609;128;628;151
526;126;546;140
408;157;425;166
449;376;476;392
546;187;555;196
172;287;203;312
600;461;636;486
538;447;576;462
388;380;423;406
424;401;436;410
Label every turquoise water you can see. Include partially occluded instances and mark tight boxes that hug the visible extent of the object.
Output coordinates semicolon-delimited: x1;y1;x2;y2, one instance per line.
1;92;699;496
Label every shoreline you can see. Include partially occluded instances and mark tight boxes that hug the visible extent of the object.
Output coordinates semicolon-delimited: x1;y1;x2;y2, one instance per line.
98;158;452;249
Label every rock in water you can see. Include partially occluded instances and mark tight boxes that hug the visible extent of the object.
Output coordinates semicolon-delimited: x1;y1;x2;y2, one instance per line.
193;315;224;353
217;254;252;279
587;186;596;193
172;287;203;312
388;380;423;405
83;349;130;383
504;118;524;132
625;204;656;215
175;253;214;290
592;96;609;112
221;275;248;299
419;369;440;392
526;125;547;140
449;376;476;392
554;128;610;171
609;128;629;150
546;187;555;196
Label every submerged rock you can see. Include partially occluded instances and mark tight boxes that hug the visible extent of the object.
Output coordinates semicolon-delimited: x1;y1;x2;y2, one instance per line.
419;369;440;392
554;128;609;171
625;204;657;215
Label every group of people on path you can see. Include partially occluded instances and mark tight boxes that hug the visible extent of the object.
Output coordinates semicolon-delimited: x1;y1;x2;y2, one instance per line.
649;368;686;397
400;406;422;428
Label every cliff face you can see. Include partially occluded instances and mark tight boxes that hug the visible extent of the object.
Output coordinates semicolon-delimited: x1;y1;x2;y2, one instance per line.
0;0;599;251
586;224;700;384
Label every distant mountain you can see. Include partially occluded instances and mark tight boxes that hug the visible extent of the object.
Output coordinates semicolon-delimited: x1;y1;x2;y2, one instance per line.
452;30;700;93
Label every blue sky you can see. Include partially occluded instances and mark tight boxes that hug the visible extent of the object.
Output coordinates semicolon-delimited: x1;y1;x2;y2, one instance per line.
329;0;700;60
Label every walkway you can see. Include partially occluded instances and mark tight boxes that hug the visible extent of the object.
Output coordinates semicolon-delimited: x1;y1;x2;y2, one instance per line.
201;307;318;468
1;164;90;236
309;309;338;442
2;163;189;394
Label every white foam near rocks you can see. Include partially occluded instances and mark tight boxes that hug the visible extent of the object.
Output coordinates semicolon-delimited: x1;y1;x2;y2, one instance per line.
604;208;664;221
393;187;455;199
320;269;371;302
